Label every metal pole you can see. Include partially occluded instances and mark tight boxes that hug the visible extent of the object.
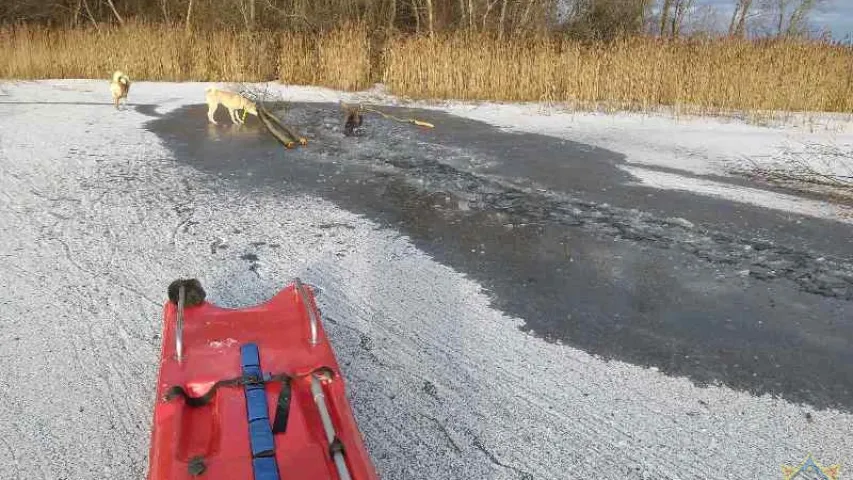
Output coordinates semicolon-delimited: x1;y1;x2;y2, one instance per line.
176;283;185;364
311;375;351;480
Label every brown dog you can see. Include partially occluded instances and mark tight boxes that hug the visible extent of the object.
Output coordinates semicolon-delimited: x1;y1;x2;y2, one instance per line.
343;103;363;136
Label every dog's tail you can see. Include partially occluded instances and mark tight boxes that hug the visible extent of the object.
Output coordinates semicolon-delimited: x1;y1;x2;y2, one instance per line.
112;70;129;84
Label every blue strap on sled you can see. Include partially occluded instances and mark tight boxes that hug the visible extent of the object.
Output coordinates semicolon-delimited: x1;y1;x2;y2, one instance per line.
241;343;281;480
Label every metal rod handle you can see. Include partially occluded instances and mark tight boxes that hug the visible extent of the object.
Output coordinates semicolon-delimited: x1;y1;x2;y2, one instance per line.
311;375;352;480
176;284;185;364
294;277;319;347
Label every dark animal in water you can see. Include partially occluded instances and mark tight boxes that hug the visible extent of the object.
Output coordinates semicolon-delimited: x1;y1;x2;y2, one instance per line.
343;104;363;136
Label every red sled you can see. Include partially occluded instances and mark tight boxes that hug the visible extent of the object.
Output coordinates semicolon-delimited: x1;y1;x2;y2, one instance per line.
146;278;380;480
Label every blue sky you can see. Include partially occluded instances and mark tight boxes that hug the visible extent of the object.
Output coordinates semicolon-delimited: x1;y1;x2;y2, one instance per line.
812;1;853;38
700;0;853;39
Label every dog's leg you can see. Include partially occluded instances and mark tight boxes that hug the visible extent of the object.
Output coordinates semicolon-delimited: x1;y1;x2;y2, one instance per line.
207;102;219;125
228;108;241;125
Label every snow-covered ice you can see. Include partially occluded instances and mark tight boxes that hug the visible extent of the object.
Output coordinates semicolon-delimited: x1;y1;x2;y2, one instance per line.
0;80;851;479
621;165;853;224
428;101;853;177
419;100;853;221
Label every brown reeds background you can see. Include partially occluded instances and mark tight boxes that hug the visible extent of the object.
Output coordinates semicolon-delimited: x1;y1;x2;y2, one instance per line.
1;22;852;114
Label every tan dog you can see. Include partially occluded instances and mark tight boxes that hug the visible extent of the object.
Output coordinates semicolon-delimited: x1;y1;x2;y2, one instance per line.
205;87;258;125
110;71;130;110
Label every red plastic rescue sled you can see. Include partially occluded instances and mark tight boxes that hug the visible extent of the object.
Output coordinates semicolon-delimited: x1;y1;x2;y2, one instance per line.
147;278;379;480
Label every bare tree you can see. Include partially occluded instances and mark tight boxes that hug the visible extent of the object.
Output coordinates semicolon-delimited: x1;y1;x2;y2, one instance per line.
409;0;421;33
498;0;510;39
104;0;125;24
670;0;694;36
689;3;724;36
784;0;821;36
185;0;194;32
82;0;100;30
0;0;618;38
728;0;754;37
564;0;652;40
388;0;397;31
659;0;673;35
159;0;170;24
659;0;695;37
425;0;434;35
637;0;653;32
236;0;257;30
752;0;823;37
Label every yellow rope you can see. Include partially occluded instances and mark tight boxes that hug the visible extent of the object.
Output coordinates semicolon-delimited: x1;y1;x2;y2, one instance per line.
349;103;435;129
363;106;435;128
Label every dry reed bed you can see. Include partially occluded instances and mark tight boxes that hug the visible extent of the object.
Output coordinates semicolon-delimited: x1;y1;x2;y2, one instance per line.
1;23;851;113
0;23;371;90
385;33;853;113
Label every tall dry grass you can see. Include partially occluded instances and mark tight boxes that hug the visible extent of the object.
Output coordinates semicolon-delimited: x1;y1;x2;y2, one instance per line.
0;22;371;90
385;33;853;114
277;22;371;90
1;23;851;114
